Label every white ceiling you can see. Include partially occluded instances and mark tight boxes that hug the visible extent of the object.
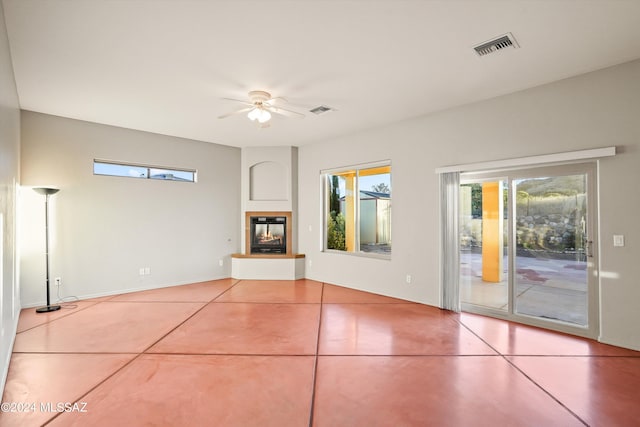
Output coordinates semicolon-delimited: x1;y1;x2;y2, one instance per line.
3;0;640;148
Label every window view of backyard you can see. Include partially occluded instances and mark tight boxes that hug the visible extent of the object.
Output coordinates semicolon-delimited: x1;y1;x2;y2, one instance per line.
460;172;590;327
325;164;391;256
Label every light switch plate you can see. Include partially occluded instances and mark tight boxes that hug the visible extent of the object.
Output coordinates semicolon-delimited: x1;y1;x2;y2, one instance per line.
613;235;625;247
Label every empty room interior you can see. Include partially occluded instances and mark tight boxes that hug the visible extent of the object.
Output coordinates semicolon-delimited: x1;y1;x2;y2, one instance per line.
1;1;640;426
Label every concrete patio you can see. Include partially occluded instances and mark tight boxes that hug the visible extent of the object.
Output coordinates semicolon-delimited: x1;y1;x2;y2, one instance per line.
460;250;588;326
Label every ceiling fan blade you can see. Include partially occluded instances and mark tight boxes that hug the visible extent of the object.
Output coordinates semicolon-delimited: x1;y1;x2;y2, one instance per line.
264;96;288;106
267;105;305;118
218;106;253;119
221;97;254;107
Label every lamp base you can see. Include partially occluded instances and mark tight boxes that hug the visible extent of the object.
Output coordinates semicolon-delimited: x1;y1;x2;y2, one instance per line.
35;305;62;313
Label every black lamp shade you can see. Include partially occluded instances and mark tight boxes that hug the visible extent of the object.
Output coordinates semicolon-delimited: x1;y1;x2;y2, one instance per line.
33;187;60;196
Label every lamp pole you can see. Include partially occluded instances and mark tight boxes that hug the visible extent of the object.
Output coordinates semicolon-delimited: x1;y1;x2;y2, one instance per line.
34;187;61;313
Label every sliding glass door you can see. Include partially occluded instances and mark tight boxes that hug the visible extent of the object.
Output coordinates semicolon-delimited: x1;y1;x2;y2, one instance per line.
460;163;598;338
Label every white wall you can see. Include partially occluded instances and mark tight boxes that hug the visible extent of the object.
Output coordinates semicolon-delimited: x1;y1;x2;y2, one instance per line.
0;0;21;396
298;59;640;351
20;112;241;305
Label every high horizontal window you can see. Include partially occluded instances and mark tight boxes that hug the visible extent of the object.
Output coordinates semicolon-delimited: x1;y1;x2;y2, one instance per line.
93;160;196;182
323;162;391;257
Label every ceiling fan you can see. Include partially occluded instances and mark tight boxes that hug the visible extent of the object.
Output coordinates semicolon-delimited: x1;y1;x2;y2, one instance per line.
218;90;305;126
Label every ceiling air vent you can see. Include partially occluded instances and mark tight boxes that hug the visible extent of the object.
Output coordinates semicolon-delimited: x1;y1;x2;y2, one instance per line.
309;105;334;115
473;33;519;57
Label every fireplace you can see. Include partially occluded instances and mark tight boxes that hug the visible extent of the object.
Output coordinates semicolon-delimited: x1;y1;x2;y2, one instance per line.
251;216;286;254
246;211;292;255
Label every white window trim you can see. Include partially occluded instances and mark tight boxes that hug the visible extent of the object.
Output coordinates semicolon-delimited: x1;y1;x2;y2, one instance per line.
321;160;392;259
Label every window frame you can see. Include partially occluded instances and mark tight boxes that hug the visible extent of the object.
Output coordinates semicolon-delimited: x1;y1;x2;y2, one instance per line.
322;160;392;259
93;159;197;183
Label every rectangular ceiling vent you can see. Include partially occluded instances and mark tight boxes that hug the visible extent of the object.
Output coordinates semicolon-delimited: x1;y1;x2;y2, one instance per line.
473;33;519;57
309;105;335;115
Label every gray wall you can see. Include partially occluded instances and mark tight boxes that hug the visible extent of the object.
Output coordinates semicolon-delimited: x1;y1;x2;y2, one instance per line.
298;59;640;351
20;112;241;305
0;0;21;394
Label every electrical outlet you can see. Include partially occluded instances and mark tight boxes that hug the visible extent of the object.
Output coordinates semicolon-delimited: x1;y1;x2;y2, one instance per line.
219;259;224;267
139;268;145;276
55;277;62;287
406;274;412;284
144;267;151;275
613;235;625;247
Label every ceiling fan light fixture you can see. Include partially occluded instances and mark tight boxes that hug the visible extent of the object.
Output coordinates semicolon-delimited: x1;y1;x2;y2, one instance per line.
247;107;271;123
258;109;271;123
247;108;260;121
220;90;302;124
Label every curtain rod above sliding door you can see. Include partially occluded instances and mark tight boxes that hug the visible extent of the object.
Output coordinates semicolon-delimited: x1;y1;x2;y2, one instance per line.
435;147;616;174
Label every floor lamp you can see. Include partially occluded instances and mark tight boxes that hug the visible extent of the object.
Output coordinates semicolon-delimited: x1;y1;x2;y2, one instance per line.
34;187;61;313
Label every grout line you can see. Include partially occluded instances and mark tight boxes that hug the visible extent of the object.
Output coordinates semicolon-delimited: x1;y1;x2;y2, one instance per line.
140;352;317;357
125;280;243;355
320;302;418;305
42;351;144;426
499;352;640;360
15;301;107;334
205;301;323;305
501;357;589;426
18;280;244;333
42;283;246;426
308;282;326;427
310;353;504;358
456;317;589;426
101;300;223;304
205;279;244;304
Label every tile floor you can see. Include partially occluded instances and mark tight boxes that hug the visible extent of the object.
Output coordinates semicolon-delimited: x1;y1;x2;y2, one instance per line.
2;279;639;426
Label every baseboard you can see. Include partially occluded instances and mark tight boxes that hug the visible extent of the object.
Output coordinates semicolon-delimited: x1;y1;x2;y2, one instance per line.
1;306;20;399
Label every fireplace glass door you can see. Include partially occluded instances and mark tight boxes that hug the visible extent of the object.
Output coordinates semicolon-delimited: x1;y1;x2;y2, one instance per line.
251;216;287;254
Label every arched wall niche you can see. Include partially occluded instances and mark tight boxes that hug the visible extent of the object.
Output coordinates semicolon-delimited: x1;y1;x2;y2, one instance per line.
249;161;288;201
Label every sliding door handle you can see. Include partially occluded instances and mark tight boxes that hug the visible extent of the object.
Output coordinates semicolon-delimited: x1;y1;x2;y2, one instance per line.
586;240;594;258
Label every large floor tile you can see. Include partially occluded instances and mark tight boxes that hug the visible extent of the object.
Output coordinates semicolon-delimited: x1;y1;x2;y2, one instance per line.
0;353;134;427
460;312;640;355
13;302;204;353
312;356;583;427
148;302;320;355
215;279;323;303
319;304;496;355
108;279;236;302
16;298;108;333
508;356;640;426
48;354;315;427
322;283;411;304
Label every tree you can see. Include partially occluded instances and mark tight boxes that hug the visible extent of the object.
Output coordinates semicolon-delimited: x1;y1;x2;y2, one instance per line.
516;190;531;216
330;175;341;215
327;175;345;250
371;183;390;194
327;212;346;250
470;183;482;217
